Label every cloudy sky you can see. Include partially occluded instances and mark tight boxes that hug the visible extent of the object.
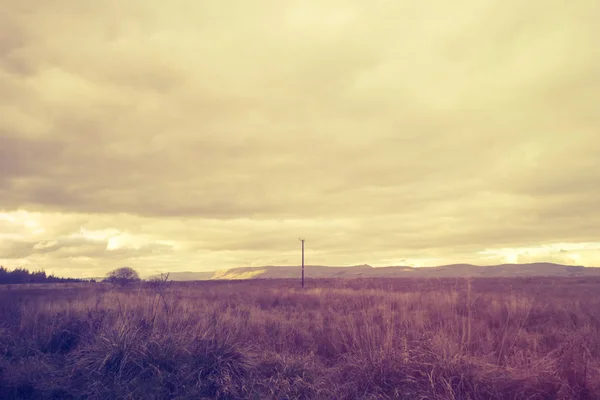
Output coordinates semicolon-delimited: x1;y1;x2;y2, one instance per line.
1;0;599;278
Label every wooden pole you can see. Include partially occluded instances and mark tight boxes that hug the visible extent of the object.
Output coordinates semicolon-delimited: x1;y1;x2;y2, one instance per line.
300;239;305;288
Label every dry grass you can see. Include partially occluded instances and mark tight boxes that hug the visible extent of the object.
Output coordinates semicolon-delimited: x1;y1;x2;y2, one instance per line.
1;277;600;399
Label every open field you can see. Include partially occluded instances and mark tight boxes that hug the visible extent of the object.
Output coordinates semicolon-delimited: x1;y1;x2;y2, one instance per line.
1;277;600;399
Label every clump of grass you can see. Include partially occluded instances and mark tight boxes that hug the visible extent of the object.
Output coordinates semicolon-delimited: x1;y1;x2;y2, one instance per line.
76;323;149;383
70;318;252;399
184;336;252;398
71;322;168;399
254;352;326;399
42;319;89;355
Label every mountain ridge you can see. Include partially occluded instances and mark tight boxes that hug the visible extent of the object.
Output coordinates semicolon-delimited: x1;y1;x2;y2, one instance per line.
148;262;600;281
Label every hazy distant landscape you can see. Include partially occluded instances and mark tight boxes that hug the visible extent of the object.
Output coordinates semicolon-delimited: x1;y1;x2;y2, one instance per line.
150;262;600;281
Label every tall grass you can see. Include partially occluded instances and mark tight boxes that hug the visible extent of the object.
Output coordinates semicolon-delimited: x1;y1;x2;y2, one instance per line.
1;277;600;399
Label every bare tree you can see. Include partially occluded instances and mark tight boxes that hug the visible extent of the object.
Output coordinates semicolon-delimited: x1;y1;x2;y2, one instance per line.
104;266;141;285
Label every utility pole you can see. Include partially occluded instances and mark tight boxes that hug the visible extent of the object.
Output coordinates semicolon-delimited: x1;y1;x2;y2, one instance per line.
299;238;305;288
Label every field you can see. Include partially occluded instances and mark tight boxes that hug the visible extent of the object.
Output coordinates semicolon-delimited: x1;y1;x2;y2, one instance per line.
1;277;600;399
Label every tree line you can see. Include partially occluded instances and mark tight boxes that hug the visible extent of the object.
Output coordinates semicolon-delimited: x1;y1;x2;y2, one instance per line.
0;266;82;284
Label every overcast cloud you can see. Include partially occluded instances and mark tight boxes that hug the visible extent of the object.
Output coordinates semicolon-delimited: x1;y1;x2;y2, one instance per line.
1;0;599;277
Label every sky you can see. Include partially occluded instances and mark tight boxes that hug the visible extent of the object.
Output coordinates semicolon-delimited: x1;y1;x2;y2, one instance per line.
1;0;599;278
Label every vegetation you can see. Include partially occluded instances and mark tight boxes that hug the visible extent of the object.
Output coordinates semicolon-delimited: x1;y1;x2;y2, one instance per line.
1;277;599;399
103;267;141;285
0;266;82;285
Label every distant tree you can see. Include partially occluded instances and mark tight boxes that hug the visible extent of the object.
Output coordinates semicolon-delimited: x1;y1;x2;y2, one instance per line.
0;265;81;284
0;266;8;283
104;267;141;285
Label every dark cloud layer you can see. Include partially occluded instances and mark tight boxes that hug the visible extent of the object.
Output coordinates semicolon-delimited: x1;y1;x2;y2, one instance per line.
1;0;599;276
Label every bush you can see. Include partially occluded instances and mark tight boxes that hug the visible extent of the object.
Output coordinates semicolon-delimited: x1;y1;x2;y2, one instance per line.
103;267;140;286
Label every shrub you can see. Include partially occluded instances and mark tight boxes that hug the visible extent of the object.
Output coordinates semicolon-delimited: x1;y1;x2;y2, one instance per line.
103;267;141;286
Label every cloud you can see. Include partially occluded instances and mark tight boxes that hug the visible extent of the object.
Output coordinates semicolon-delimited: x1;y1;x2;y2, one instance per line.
1;0;599;276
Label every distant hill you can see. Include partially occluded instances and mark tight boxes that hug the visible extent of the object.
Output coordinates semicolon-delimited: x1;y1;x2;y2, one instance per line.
146;271;215;281
148;263;600;281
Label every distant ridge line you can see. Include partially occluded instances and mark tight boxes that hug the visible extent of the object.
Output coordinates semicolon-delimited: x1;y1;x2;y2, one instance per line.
147;262;600;281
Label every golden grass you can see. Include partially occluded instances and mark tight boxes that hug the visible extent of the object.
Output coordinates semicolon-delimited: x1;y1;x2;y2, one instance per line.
1;277;599;399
